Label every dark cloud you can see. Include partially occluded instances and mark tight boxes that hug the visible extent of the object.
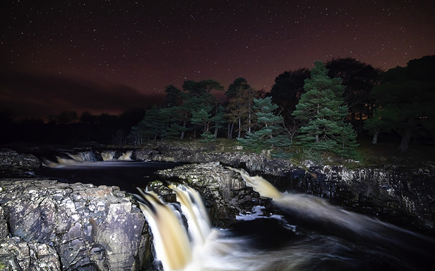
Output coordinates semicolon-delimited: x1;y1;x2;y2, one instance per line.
0;70;164;120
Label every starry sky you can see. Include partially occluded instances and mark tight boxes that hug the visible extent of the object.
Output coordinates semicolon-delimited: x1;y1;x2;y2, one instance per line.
1;0;434;120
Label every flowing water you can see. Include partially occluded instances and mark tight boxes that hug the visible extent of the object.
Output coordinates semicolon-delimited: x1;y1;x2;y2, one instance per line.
135;168;435;271
33;152;435;270
34;150;184;193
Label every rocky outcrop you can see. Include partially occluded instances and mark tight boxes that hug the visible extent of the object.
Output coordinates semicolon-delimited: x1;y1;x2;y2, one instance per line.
155;162;270;228
262;164;435;235
0;180;150;271
0;236;61;270
154;162;435;236
134;144;294;176
2;143;434;269
139;142;435;234
336;166;435;233
0;148;41;177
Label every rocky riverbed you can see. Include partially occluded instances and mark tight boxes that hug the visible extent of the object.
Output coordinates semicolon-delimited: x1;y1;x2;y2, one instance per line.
1;145;435;270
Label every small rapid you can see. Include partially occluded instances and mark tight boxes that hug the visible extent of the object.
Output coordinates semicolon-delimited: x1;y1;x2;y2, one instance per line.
134;168;435;271
34;151;185;193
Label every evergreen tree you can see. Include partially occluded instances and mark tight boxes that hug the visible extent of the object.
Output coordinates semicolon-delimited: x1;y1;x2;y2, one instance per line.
337;123;359;158
179;79;224;138
211;105;226;138
325;57;382;125
225;86;256;138
225;77;250;99
238;97;291;152
269;68;311;125
292;61;357;157
130;105;161;141
191;106;213;133
128;122;146;146
363;106;398;144
367;55;435;151
163;84;182;108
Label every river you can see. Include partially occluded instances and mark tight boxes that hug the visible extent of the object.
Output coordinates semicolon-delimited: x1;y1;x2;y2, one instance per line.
33;151;435;271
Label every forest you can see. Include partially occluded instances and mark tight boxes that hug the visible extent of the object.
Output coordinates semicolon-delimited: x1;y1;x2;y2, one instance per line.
1;56;435;160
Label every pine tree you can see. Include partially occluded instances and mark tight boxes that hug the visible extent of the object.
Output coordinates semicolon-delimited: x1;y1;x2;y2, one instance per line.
179;79;224;139
238;97;291;152
211;105;226;138
162;84;182;108
191;106;213;132
225;86;256;138
129;105;167;141
337;123;359;158
292;61;358;157
366;56;435;151
363;106;398;144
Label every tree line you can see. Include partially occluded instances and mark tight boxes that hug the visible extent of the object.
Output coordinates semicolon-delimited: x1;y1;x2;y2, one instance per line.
1;55;434;156
128;55;435;156
128;60;362;158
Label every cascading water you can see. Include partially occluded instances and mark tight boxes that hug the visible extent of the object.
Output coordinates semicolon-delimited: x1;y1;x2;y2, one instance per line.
118;150;133;160
101;150;116;161
42;150;97;167
136;168;435;271
41;150;134;167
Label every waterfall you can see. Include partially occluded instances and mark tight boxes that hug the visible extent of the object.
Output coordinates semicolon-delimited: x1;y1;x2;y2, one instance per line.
118;150;132;160
42;151;97;167
136;186;199;271
169;185;211;247
136;188;193;271
136;170;435;271
67;151;97;162
101;150;116;161
41;150;134;167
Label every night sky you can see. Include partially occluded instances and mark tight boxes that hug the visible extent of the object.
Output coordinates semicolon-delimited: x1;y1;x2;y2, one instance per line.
1;0;434;120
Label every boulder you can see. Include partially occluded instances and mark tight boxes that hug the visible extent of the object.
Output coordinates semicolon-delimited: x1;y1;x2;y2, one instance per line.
0;180;151;271
0;148;41;177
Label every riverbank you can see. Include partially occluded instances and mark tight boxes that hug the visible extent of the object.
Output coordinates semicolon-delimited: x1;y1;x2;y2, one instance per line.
6;140;434;233
1;142;435;270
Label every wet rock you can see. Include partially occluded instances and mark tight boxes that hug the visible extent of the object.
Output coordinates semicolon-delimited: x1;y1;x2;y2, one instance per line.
0;180;150;271
0;206;8;239
0;236;61;271
0;148;41;177
134;148;157;161
155;162;268;228
268;165;435;235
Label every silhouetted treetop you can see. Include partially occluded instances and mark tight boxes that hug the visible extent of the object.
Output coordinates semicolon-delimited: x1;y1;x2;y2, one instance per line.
226;77;250;99
368;55;435;152
163;84;182;108
270;68;310;111
182;79;224;96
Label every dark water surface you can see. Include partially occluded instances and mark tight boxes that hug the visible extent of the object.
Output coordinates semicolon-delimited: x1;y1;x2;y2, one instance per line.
35;161;185;194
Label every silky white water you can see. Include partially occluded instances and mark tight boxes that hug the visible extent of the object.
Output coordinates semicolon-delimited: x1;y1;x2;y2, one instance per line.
136;168;435;271
42;150;133;167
